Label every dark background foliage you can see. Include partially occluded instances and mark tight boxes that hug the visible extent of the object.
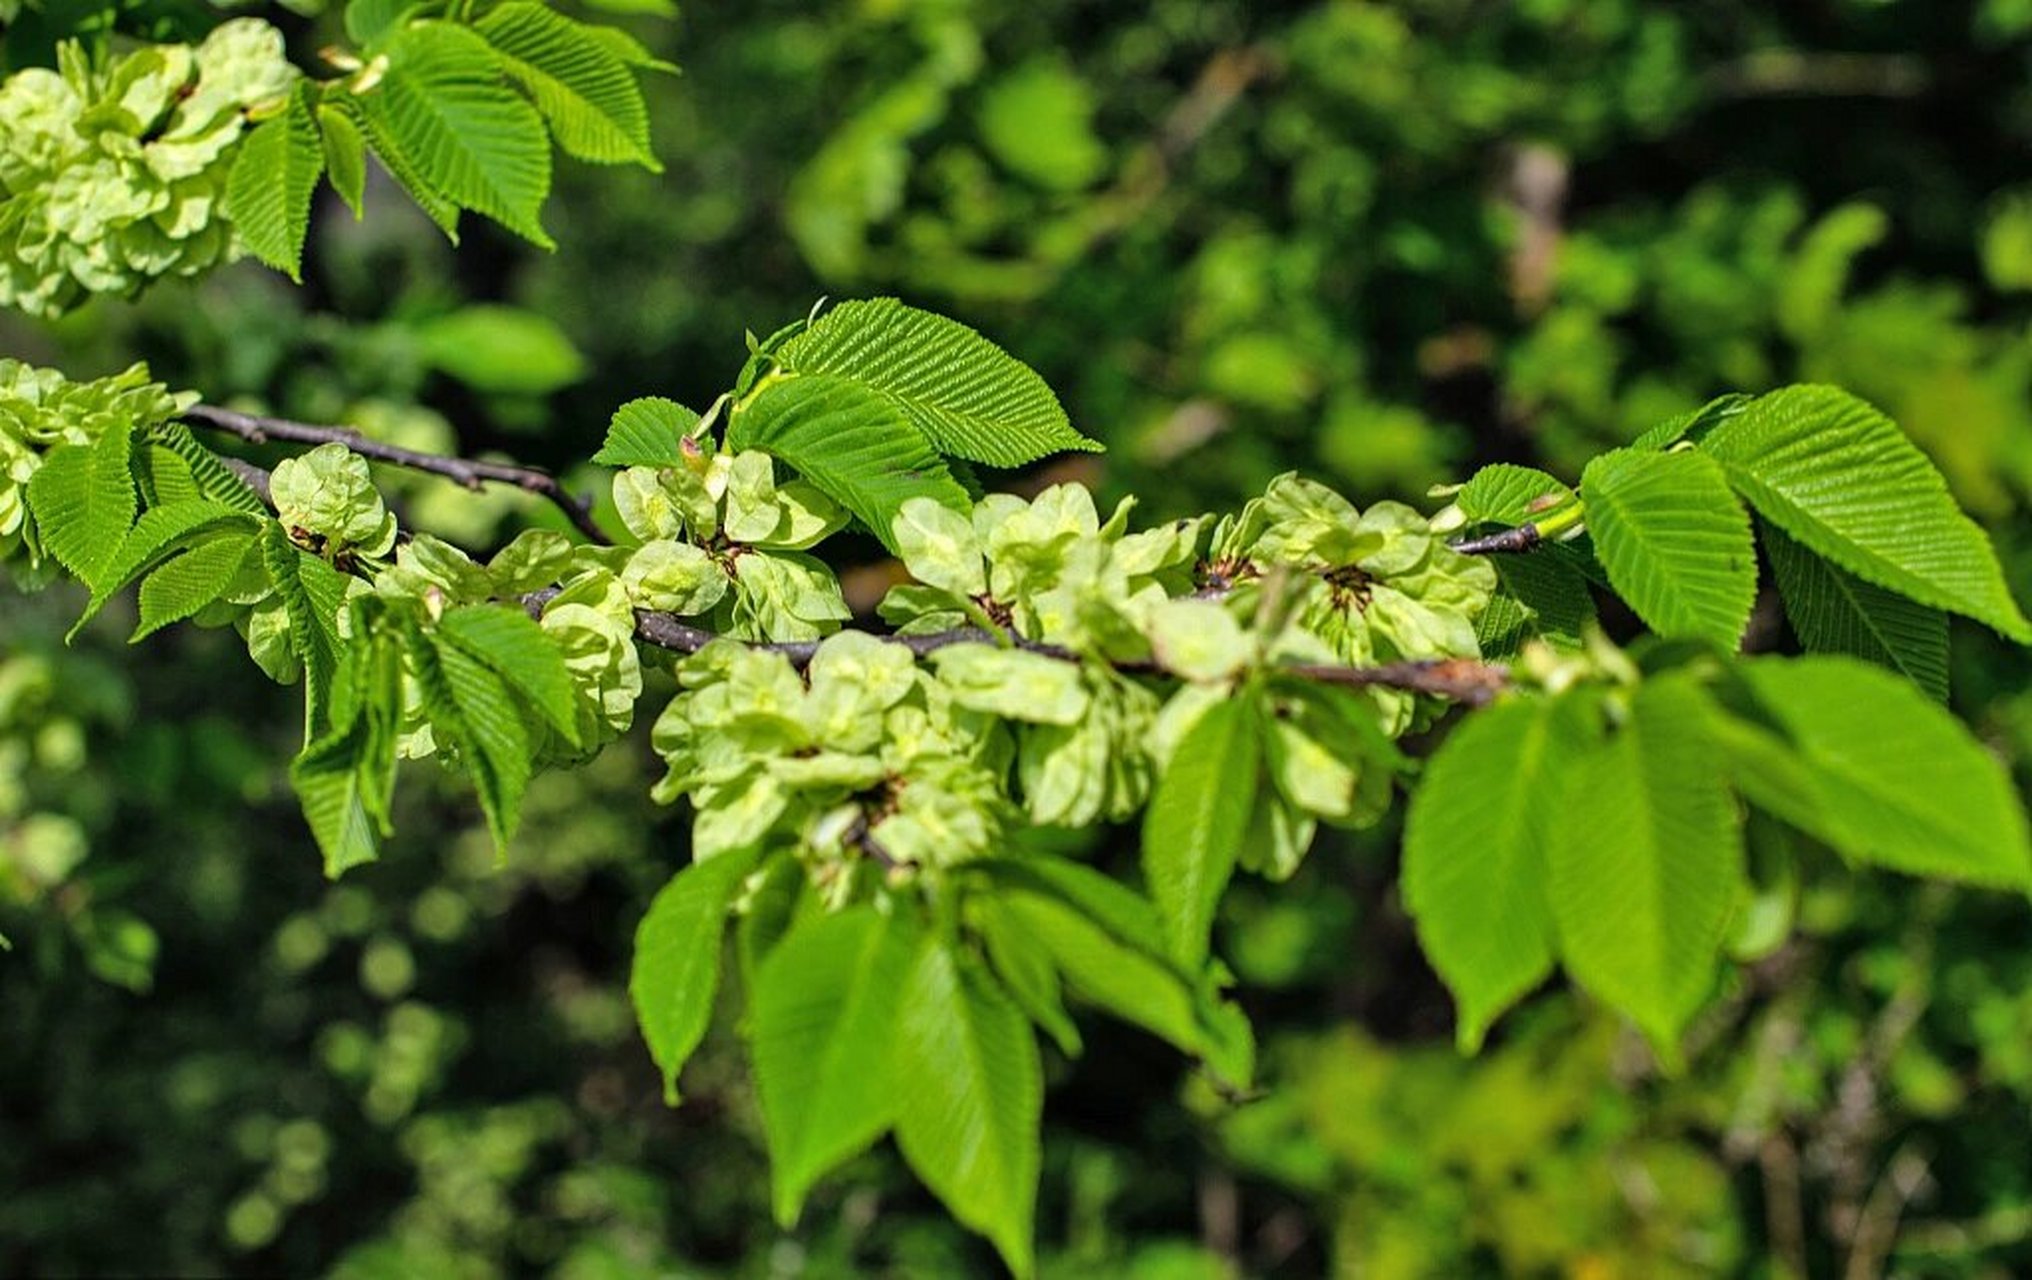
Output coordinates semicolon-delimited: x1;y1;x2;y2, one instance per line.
6;0;2032;1275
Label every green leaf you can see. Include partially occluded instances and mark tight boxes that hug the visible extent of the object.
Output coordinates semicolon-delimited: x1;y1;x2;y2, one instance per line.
1403;693;1595;1050
27;425;136;590
225;88;325;283
345;0;413;47
735;851;805;990
895;940;1041;1280
982;854;1172;962
361;22;554;247
72;500;254;637
1720;657;2032;888
319;104;369;220
975;899;1080;1056
290;715;383;878
435;604;582;746
144;424;269;515
474;2;659;169
595;398;699;467
727;375;968;553
629;847;760;1105
1763;520;1948;701
979;857;1258;1088
1628;394;1751;451
1703;385;2032;641
1142;692;1262;966
577;0;676;17
1547;677;1742;1054
771;298;1099;467
137;444;200;508
417;632;533;852
996;885;1241;1083
1456;463;1573;526
1477;552;1595;659
582;22;678;72
133;531;254;641
355;88;463;239
1581;448;1756;649
977;58;1108;193
750;905;922;1224
262;525;351;736
413;306;586;395
290;628;403;877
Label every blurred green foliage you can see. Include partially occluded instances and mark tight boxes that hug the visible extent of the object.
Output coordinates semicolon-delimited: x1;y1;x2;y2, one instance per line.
7;0;2032;1274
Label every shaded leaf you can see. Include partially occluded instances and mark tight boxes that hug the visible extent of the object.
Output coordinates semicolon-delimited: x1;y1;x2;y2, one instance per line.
319;103;369;219
895;940;1041;1279
750;905;922;1224
1719;657;2031;888
1403;693;1595;1049
414;306;586;395
630;847;760;1104
1142;693;1261;966
1547;676;1741;1055
1763;519;1948;701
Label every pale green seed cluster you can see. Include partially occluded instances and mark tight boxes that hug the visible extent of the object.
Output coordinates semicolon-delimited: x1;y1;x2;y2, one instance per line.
0;358;192;566
1213;473;1499;733
652;634;1013;891
650;473;1498;886
271;444;399;558
0;20;299;318
611;449;850;639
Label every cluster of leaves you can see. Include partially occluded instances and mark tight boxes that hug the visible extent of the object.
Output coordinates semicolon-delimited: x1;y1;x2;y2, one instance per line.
7;280;2030;1268
0;0;667;314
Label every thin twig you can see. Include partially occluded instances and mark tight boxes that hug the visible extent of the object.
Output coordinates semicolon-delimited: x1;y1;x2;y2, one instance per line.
1845;1145;1933;1280
183;404;610;545
1450;523;1543;556
1818;888;1945;1248
1273;658;1509;705
1704;51;1927;102
520;588;1511;703
1761;1134;1811;1280
218;456;273;507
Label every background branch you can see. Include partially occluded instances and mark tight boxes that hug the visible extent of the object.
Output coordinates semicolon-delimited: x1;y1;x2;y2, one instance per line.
183;404;610;544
